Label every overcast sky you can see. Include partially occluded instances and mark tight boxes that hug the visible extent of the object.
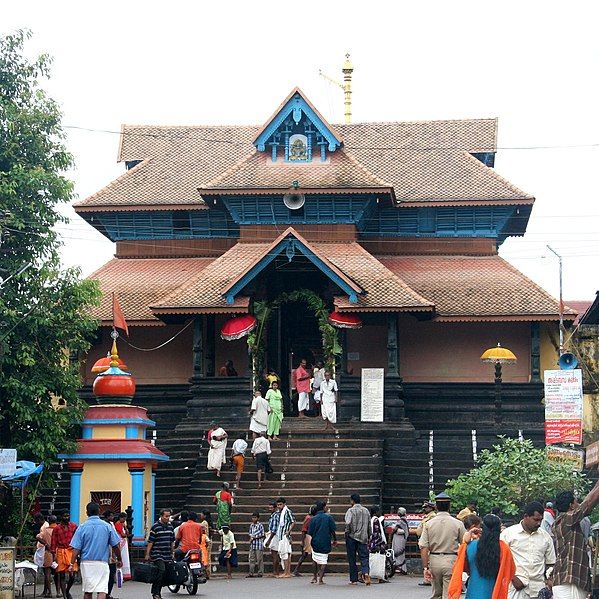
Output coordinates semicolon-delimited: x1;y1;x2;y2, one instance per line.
4;0;599;304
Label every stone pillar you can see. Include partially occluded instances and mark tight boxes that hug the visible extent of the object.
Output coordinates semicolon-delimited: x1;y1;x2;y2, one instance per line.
385;313;405;421
151;466;157;526
68;462;84;524
206;315;215;377
530;322;541;383
129;462;145;545
192;316;204;379
387;313;399;377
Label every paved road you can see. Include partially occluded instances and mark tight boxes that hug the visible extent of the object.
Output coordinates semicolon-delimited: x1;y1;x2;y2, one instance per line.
57;576;432;598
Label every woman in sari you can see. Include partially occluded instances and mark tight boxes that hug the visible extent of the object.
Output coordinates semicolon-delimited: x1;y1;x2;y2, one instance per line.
368;505;388;583
266;381;283;440
213;482;233;529
448;513;515;599
114;512;131;581
206;424;228;477
392;507;409;574
200;510;213;577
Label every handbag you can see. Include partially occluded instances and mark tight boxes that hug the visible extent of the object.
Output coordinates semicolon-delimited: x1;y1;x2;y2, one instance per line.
369;552;386;579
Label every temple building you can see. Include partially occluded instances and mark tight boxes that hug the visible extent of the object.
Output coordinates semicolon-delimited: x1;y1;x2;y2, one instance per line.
75;87;573;419
64;87;578;541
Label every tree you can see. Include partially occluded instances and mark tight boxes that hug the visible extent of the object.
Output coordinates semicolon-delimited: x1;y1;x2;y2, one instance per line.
0;30;100;535
446;437;589;516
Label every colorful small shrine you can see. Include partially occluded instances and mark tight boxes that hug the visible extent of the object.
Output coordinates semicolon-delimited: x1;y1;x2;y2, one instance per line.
59;341;167;544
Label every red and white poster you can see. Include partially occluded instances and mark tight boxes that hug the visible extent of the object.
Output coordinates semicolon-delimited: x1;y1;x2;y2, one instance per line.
544;369;583;445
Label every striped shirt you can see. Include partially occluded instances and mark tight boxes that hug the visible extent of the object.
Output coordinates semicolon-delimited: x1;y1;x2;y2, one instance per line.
249;522;265;550
148;520;175;560
277;506;295;539
553;501;593;592
268;511;280;534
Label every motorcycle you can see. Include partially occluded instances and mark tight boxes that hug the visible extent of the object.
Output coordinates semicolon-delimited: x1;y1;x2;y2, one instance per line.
168;549;207;595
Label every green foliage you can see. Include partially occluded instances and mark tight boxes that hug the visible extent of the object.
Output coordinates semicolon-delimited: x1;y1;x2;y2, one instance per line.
248;289;340;385
0;30;100;534
446;438;590;516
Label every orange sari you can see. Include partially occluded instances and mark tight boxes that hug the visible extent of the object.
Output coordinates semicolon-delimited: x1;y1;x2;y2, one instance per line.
448;540;515;599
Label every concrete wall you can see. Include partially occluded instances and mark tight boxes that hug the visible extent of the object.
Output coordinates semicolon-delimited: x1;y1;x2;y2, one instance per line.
540;322;560;374
83;325;194;385
346;324;387;372
397;317;532;383
79;462;132;522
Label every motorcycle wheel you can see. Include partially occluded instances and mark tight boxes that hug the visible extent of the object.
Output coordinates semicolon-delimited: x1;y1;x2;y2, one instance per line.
186;575;198;595
168;584;180;593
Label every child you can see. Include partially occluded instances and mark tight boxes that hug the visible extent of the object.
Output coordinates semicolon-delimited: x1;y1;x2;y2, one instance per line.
247;512;265;578
218;525;238;579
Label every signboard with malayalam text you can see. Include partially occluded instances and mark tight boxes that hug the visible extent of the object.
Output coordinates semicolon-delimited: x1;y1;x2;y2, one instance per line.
0;547;15;599
544;369;583;445
361;368;384;422
0;450;17;478
586;441;599;468
546;446;585;471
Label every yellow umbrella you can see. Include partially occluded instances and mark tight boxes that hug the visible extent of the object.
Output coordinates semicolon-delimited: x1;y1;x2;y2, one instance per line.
480;343;517;364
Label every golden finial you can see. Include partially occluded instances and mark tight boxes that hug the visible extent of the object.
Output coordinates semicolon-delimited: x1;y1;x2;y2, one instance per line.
110;339;119;368
342;52;353;124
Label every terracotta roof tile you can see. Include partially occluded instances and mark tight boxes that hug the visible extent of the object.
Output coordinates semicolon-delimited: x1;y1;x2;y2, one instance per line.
150;239;433;314
378;255;574;320
312;243;433;312
88;257;215;323
201;149;390;192
75;116;531;210
151;244;266;313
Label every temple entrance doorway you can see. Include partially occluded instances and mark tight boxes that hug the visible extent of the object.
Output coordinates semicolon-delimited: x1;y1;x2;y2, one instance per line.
266;300;322;415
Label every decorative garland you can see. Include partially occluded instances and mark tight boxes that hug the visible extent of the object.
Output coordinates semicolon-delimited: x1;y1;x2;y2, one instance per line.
247;289;341;386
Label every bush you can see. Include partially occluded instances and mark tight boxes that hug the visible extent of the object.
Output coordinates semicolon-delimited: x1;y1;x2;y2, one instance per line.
446;437;589;516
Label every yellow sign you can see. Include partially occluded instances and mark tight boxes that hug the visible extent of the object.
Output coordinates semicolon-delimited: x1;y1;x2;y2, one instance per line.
0;547;15;599
547;446;585;471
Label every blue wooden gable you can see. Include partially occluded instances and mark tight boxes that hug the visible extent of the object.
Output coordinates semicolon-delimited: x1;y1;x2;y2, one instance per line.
253;89;342;162
224;231;361;305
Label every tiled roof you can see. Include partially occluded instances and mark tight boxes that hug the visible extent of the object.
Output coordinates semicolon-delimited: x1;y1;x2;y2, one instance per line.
151;239;433;314
378;255;574;321
311;243;433;312
200;149;390;192
75;125;259;210
565;300;592;325
88;257;215;323
150;243;265;314
74;112;532;210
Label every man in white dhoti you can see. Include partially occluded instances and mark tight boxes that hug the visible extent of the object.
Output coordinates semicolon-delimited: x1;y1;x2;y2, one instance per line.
249;390;270;439
69;502;121;599
319;371;338;430
207;424;228;477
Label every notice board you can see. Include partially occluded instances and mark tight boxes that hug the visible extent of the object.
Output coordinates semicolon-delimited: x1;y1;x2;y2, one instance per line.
0;547;15;599
361;368;384;422
544;369;583;445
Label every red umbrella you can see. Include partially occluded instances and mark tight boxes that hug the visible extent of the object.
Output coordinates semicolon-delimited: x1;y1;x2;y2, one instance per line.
91;353;128;373
220;314;258;340
328;311;363;329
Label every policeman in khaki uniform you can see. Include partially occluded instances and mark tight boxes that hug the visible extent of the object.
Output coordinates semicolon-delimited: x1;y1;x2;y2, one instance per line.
418;492;465;599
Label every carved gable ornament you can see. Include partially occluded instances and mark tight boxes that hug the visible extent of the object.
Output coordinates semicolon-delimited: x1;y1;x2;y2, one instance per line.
253;87;342;162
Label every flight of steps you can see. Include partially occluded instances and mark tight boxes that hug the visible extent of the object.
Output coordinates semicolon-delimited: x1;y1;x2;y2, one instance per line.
155;418;384;573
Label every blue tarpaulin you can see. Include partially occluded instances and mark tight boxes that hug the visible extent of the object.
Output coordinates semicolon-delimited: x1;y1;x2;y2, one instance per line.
1;460;44;488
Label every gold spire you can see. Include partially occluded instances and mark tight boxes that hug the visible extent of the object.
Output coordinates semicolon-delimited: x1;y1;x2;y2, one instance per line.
342;52;353;124
110;339;119;368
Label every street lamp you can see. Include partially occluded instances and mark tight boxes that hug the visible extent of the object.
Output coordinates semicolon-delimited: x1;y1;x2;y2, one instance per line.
481;343;517;428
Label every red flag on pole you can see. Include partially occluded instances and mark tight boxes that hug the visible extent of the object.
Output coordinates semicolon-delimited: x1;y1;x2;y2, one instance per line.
112;292;129;337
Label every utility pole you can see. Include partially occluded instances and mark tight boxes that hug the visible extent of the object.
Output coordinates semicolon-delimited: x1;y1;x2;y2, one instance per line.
547;245;564;355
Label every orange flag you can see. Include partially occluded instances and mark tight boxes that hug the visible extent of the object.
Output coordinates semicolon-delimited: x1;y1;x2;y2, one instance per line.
112;292;129;337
